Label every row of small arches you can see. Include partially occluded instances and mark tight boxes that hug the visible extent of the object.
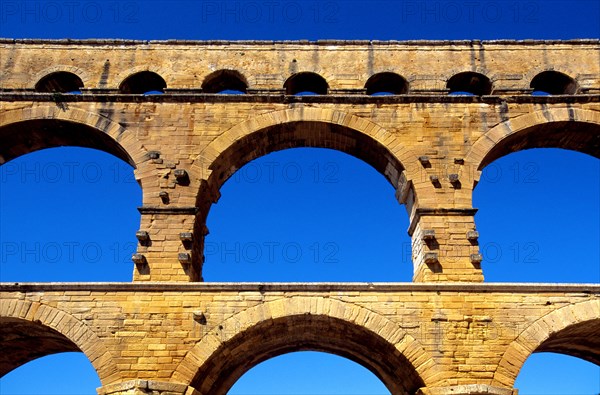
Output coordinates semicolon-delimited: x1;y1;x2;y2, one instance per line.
36;69;579;96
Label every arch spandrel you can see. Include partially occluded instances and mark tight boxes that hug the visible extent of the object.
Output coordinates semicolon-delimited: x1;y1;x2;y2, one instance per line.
173;296;437;394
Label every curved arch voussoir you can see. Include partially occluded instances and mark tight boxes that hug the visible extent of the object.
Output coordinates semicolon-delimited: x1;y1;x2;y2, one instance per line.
173;296;436;390
0;299;121;384
493;299;600;388
0;106;146;167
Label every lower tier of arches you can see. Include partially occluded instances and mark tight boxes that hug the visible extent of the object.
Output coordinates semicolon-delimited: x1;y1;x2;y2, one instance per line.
0;283;598;394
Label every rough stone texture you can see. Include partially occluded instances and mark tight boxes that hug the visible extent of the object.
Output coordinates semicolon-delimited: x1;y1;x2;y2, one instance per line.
0;40;599;394
0;283;598;395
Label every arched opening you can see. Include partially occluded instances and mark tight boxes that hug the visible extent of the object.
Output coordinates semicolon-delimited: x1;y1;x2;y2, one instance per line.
0;317;103;393
533;319;600;364
498;311;600;393
447;71;492;95
365;72;409;95
202;69;248;94
203;148;411;281
0;317;81;377
0;147;141;281
196;121;411;281
188;314;425;395
35;72;84;94
119;71;166;94
474;147;599;282
0;119;134;166
530;71;578;95
0;352;101;395
468;116;600;282
515;353;600;394
284;72;328;95
0;301;120;389
228;351;391;395
0;118;141;282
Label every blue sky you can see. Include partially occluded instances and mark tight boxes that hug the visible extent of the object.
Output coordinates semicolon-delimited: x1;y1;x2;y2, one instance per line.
1;0;599;394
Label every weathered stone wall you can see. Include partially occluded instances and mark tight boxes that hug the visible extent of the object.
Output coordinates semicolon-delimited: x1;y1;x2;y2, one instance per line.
1;40;599;395
2;40;599;93
2;41;599;282
0;284;598;395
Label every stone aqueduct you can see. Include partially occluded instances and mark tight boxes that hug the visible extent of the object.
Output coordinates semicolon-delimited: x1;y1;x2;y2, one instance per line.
0;39;599;394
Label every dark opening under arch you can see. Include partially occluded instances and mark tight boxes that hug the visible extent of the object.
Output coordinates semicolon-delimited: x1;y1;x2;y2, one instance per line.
35;72;84;93
0;317;80;377
202;69;248;93
365;72;409;95
530;71;578;95
119;71;166;94
447;71;492;96
284;72;328;95
0;119;134;166
534;319;600;365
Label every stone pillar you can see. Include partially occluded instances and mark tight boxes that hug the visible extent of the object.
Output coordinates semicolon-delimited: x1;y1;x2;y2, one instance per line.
98;380;201;395
132;207;200;282
417;385;518;395
409;208;483;282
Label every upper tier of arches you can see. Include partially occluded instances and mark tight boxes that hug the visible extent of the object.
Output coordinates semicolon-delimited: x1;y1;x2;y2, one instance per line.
26;69;584;96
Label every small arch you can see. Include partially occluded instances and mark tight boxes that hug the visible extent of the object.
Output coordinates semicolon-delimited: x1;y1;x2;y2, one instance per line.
202;69;248;94
365;72;409;95
284;72;328;95
119;71;166;94
447;71;492;95
35;71;84;93
493;300;600;388
530;70;579;95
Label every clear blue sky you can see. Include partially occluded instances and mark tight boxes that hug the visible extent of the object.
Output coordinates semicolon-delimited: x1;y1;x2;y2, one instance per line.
1;0;599;394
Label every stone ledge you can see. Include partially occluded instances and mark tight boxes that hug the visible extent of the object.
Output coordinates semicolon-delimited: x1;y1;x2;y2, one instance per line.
0;92;598;105
1;38;598;46
1;282;599;294
418;385;517;395
97;380;194;395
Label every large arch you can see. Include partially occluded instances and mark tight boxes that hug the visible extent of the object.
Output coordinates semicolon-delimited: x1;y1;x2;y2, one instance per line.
193;107;423;200
493;299;600;389
0;106;147;167
191;108;425;280
0;299;121;384
173;296;436;395
463;108;600;192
